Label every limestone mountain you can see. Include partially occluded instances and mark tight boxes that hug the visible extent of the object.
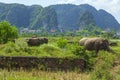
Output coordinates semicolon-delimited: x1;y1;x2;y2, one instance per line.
0;3;119;32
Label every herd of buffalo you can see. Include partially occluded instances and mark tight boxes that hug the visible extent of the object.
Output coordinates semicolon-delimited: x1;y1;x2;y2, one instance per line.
26;37;116;55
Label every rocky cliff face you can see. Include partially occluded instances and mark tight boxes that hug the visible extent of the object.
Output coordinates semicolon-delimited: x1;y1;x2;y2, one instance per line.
0;3;119;32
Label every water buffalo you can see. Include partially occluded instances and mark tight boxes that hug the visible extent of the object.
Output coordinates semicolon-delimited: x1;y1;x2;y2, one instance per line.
40;38;48;44
79;38;89;46
27;37;48;46
79;37;111;55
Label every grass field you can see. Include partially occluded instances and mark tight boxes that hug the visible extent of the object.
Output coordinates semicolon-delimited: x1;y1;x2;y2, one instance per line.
0;37;120;80
0;69;89;80
0;37;80;57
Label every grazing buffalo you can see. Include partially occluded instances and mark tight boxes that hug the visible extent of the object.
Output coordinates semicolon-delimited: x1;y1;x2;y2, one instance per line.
79;38;89;46
40;38;48;44
27;37;48;46
79;37;111;55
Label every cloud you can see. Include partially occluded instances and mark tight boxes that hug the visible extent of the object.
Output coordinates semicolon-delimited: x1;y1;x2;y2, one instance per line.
58;0;75;3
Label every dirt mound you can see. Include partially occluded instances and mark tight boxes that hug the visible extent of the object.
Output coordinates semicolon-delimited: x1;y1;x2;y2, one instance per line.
0;56;86;71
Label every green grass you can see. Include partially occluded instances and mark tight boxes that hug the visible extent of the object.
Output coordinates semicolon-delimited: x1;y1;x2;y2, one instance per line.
0;37;79;58
0;37;120;80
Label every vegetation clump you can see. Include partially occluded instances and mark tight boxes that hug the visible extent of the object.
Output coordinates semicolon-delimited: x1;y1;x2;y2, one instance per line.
57;38;68;48
0;21;18;44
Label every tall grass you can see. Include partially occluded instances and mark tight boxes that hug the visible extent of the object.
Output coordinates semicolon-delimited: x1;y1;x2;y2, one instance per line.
0;37;80;58
90;52;115;80
0;37;120;80
0;69;89;80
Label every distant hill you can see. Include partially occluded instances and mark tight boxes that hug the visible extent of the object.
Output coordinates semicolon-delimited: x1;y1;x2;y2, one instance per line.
0;3;120;32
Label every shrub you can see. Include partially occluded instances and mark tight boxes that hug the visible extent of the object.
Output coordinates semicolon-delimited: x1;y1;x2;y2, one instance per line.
57;38;67;48
72;45;95;69
72;46;86;58
4;42;16;53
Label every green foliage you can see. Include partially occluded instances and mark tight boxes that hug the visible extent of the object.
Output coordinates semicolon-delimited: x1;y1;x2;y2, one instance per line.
72;45;97;69
3;41;41;56
90;66;113;80
0;21;18;44
4;42;15;53
0;37;120;80
39;44;63;57
90;52;115;80
74;24;102;36
72;46;86;57
57;38;68;48
101;30;116;39
72;45;89;61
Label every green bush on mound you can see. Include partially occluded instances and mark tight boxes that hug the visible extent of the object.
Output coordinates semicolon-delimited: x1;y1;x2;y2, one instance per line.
57;38;67;48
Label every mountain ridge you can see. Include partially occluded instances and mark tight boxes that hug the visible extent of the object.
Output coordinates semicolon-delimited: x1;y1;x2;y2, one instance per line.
0;2;119;32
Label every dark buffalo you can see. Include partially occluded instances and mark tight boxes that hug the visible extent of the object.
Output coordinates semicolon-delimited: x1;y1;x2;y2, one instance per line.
79;37;111;55
40;38;48;44
27;37;48;46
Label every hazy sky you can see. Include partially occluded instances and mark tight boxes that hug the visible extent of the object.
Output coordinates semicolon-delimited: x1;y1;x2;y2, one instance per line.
0;0;120;23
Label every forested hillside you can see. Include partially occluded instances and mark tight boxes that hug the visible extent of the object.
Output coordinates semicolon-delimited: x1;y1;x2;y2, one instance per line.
0;3;120;32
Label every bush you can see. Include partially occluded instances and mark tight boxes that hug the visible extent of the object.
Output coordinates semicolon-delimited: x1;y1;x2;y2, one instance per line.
57;38;67;48
4;42;16;53
72;45;95;69
0;21;18;44
72;46;86;57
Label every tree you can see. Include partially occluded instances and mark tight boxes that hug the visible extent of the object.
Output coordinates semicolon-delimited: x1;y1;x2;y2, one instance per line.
0;21;18;44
